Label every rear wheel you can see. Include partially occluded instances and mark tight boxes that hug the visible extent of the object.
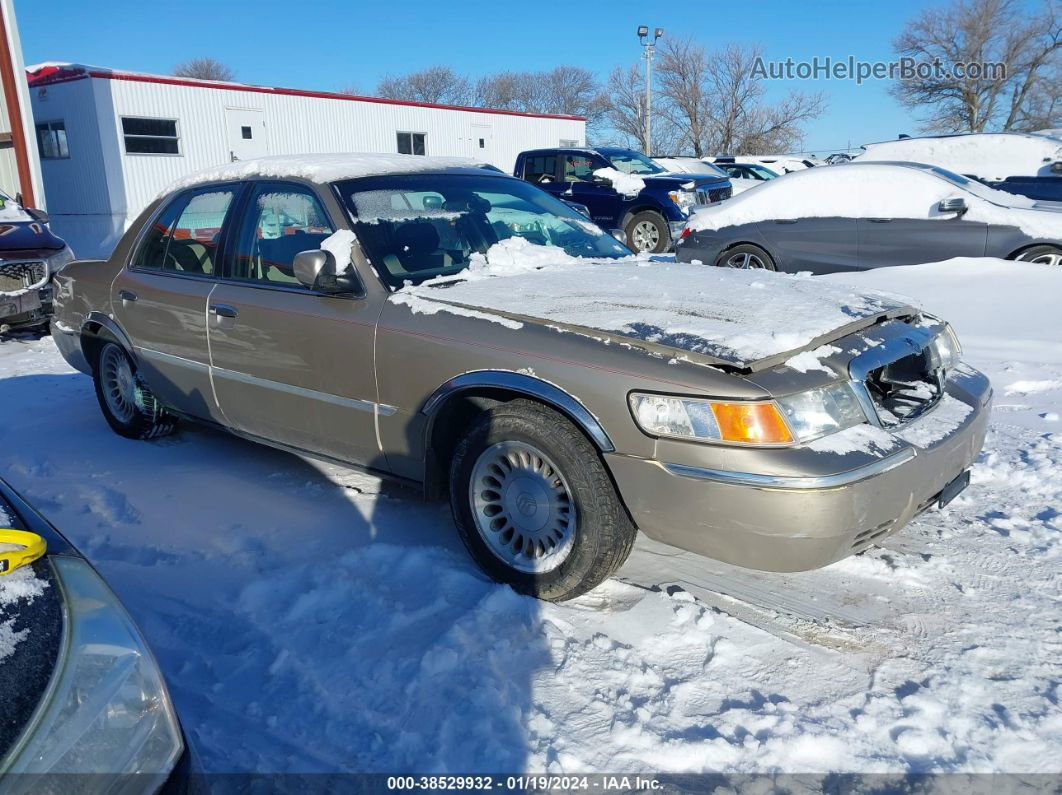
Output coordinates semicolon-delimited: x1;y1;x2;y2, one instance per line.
449;399;637;601
1014;245;1062;267
625;211;670;254
92;342;177;440
715;243;776;270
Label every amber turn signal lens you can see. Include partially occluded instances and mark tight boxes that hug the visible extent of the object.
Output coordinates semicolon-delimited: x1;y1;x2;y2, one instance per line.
710;402;794;445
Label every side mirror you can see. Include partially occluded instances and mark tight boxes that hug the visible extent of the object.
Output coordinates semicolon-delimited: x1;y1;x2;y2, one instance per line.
25;207;50;224
292;249;362;295
938;197;968;215
590;174;612;187
609;229;627;243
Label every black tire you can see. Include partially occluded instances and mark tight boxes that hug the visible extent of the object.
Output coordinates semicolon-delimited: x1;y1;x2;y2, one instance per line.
1013;245;1062;266
715;243;777;271
92;341;177;440
449;399;637;601
625;211;670;254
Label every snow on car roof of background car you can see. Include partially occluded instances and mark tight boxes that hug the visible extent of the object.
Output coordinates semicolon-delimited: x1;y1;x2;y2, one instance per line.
858;132;1062;181
0;191;32;223
686;162;1061;240
160;153;489;197
395;237;911;366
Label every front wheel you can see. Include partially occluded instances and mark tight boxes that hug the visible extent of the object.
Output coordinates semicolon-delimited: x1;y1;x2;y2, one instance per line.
625;211;670;254
1014;245;1062;267
449;399;637;601
92;342;177;440
715;243;776;270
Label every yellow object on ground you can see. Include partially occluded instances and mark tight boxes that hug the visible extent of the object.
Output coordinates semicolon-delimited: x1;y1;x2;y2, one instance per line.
0;529;47;576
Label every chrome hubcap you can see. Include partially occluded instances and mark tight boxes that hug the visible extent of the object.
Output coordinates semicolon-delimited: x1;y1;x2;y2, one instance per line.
631;221;660;252
100;345;137;424
723;251;767;269
469;441;576;573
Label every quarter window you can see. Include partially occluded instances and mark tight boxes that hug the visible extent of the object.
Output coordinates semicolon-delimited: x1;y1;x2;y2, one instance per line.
397;132;426;156
231;185;335;287
122;117;180;155
132;187;236;274
36;120;69;159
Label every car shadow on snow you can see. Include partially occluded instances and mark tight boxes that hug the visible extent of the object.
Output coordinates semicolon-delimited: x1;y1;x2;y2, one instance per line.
0;370;547;775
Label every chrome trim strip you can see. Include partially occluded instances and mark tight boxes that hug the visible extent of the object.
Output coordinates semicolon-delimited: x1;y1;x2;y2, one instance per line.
662;447;917;490
421;370;615;452
135;347;210;373
210;365;377;414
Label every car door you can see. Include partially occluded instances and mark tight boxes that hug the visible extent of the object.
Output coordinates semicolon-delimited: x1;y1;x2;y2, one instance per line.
563;153;624;228
759;217;860;272
111;184;241;422
857;216;989;268
206;180;384;466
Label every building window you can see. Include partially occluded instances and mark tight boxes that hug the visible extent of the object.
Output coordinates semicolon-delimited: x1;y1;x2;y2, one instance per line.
241;126;252;139
122;117;180;155
36;120;69;159
397;132;426;156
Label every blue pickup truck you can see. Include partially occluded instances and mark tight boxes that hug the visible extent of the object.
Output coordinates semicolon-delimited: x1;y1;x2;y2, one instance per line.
514;147;732;253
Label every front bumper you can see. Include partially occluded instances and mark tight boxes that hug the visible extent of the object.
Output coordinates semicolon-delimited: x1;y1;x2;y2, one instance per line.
0;283;51;329
605;365;992;572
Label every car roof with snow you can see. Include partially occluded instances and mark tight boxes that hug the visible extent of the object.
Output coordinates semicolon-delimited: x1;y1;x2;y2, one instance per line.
160;153;496;197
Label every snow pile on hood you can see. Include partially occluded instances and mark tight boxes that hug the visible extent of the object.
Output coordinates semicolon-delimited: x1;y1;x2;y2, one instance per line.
396;240;911;365
594;167;646;197
687;163;1062;240
161;153;486;197
858;133;1062;180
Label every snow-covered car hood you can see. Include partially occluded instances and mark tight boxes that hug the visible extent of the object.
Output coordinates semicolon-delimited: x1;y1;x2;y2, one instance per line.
392;239;915;370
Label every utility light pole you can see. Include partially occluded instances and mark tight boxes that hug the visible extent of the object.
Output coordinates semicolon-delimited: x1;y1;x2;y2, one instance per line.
637;25;663;155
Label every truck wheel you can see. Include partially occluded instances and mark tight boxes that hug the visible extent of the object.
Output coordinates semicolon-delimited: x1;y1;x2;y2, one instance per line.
1014;245;1062;266
715;244;777;270
625;211;670;254
449;399;637;601
92;342;177;440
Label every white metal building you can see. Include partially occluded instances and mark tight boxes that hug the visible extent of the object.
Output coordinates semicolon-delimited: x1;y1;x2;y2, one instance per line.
27;63;586;258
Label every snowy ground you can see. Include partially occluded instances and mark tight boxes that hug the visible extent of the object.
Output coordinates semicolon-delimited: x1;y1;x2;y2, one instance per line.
0;258;1058;776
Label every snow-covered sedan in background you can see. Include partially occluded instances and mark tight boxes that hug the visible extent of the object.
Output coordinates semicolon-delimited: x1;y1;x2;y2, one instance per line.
653;157;758;196
0;191;74;333
713;155;818;174
0;478;185;782
713;162;780;194
677;161;1062;271
52;153;990;601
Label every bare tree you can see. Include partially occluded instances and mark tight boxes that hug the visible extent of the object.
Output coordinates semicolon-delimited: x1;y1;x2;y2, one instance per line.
473;66;608;136
601;65;680;153
648;41;825;156
173;57;235;82
891;0;1061;132
376;66;473;106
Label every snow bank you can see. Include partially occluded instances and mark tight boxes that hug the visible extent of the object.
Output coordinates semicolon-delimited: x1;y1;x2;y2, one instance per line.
162;153;486;197
687;163;1062;240
859;132;1062;180
395;239;909;365
593;167;645;197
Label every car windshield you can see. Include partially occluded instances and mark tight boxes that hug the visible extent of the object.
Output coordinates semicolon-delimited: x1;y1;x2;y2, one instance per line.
335;173;631;288
747;165;778;179
604;149;666;175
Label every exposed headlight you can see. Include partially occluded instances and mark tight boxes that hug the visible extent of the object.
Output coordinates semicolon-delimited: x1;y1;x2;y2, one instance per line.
631;383;870;446
0;556;183;782
668;190;698;214
927;325;962;372
629;393;795;445
44;247;75;276
775;382;868;442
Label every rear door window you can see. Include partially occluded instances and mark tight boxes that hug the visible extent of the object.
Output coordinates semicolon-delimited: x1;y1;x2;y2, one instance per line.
522;154;558;184
132;187;237;275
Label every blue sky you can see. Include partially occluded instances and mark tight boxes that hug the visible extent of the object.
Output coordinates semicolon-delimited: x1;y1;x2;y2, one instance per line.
17;0;960;153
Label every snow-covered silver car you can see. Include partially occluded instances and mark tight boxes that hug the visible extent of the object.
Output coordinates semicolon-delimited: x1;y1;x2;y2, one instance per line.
51;154;991;600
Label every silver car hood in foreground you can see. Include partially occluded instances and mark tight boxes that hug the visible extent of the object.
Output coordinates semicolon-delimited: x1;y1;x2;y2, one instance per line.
398;260;917;371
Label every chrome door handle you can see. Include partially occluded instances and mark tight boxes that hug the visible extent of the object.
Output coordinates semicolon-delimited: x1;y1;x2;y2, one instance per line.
866;218;893;223
118;289;137;302
773;219;798;224
209;304;238;318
